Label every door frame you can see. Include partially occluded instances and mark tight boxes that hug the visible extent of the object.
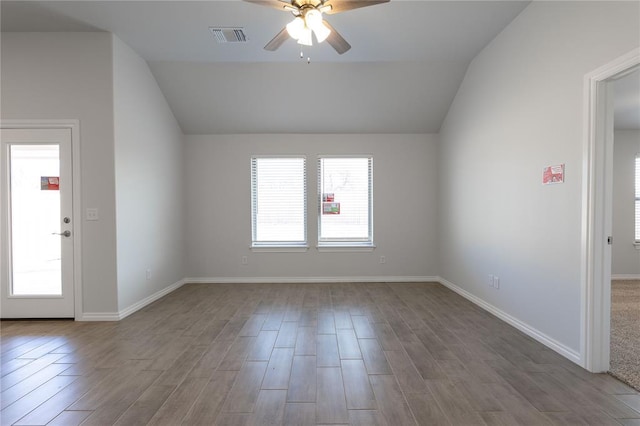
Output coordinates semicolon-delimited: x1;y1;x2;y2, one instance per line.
581;48;640;372
1;119;82;320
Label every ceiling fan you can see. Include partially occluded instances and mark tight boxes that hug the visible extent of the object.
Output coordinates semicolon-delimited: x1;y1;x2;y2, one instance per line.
245;0;390;55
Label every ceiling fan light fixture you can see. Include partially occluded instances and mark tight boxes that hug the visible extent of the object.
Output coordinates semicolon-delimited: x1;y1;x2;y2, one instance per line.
304;9;323;28
287;8;331;46
286;16;305;40
245;0;390;55
297;26;313;46
304;9;331;43
313;20;331;43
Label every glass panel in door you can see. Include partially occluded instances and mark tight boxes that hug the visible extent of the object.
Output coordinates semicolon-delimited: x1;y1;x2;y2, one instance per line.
9;144;62;296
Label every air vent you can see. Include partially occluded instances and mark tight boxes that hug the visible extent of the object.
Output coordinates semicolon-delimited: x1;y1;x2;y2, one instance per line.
209;27;248;43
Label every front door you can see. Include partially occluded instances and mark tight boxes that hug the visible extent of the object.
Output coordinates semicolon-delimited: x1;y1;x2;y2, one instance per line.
1;128;75;318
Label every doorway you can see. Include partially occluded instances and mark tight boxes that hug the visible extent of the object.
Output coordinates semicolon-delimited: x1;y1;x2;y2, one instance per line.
1;127;75;318
609;68;640;390
583;48;640;373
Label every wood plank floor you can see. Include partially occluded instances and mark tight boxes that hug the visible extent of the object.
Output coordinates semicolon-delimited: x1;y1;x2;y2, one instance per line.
2;282;639;425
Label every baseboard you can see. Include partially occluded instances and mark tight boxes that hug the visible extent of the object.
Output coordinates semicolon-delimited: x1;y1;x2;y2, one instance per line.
80;277;433;321
79;279;186;322
612;274;640;281
117;279;186;320
436;276;582;365
78;312;120;321
184;276;439;284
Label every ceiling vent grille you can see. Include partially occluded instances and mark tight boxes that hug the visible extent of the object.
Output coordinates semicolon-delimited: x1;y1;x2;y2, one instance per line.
209;27;248;43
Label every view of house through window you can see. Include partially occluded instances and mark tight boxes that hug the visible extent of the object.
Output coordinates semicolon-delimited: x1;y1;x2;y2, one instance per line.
250;155;373;247
318;156;373;245
251;157;306;246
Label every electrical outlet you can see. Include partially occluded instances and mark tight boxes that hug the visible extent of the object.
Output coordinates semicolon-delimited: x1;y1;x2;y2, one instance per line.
488;274;494;287
379;256;386;264
494;276;500;289
241;256;248;265
86;208;99;221
146;269;151;280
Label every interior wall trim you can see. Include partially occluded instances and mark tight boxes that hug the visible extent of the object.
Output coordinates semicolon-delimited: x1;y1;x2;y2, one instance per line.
437;276;582;366
78;276;437;321
79;312;120;321
79;279;185;321
611;274;640;281
1;119;83;320
582;47;640;372
184;276;439;284
117;279;186;320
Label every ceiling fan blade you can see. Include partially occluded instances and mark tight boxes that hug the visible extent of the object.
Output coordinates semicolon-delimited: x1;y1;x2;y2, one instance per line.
243;0;294;12
323;0;390;14
264;27;290;51
323;21;351;54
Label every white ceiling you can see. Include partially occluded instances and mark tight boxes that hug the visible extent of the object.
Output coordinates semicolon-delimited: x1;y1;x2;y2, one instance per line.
3;1;536;134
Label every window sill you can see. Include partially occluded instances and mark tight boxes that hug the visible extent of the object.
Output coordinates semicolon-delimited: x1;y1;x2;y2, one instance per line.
316;243;376;253
251;245;309;253
634;242;640;250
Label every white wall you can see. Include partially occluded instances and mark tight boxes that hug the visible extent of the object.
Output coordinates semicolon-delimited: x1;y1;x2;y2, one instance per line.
185;134;438;281
438;2;640;355
112;36;185;312
612;130;640;277
1;33;119;314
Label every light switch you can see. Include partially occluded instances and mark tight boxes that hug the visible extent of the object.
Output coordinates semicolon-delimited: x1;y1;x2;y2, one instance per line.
86;208;99;221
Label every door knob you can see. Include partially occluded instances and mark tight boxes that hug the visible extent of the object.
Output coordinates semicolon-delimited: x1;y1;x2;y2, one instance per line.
52;230;71;237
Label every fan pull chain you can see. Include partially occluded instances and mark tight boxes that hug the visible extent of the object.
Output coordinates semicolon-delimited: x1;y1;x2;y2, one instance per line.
300;50;303;59
300;50;311;64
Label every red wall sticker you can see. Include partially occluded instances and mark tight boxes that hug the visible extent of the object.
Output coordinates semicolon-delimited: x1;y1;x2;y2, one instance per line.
542;164;564;185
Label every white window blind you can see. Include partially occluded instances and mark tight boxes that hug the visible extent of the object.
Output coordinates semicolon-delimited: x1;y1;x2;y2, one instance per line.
318;156;373;244
635;154;640;242
251;157;306;246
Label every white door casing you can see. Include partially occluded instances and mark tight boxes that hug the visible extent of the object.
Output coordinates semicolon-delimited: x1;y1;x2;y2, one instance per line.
581;48;640;372
0;122;81;318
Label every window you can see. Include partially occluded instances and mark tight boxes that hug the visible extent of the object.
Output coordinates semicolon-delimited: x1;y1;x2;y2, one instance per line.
318;156;373;248
251;157;307;249
635;154;640;242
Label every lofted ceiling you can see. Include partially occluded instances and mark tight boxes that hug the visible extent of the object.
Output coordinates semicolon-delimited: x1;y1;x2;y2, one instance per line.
2;0;536;134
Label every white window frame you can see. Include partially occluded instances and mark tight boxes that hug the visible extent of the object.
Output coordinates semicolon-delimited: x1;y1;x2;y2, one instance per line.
635;154;640;244
317;155;374;251
250;155;308;252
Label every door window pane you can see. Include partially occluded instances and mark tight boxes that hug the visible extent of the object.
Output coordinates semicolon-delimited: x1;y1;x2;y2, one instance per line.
10;145;62;295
